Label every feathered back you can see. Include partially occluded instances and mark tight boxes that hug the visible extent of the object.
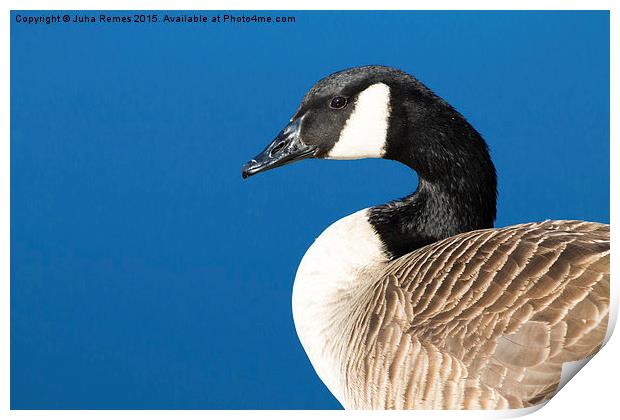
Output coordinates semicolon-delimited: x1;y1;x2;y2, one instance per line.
343;221;609;409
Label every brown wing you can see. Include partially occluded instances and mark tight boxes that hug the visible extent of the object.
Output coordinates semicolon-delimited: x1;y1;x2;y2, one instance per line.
345;221;609;409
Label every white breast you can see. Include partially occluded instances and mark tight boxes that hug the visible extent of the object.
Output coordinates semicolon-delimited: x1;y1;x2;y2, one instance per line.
291;209;388;405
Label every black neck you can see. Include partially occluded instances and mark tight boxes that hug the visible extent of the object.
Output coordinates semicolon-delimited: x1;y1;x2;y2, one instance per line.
369;86;497;259
369;175;496;259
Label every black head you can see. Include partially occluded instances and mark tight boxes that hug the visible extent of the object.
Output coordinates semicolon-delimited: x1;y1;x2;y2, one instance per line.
241;65;493;182
242;66;407;177
241;66;497;256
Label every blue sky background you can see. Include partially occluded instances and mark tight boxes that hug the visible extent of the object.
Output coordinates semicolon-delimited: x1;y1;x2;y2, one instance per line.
11;11;609;409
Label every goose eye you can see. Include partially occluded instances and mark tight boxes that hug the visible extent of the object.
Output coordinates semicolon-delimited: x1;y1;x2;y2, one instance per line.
329;96;347;109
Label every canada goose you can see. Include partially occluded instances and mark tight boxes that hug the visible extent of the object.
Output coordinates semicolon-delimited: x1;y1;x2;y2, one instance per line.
241;66;610;410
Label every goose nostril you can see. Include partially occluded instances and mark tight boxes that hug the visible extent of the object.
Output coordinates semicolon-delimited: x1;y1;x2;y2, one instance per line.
270;141;288;157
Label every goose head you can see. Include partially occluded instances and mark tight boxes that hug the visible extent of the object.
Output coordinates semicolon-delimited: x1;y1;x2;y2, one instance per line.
242;65;497;256
242;65;493;179
242;67;397;179
242;66;393;178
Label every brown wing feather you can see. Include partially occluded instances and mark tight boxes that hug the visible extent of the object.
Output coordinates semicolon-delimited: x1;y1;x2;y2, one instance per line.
346;221;609;409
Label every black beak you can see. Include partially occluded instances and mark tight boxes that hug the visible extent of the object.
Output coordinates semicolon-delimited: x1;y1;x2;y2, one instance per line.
242;118;317;179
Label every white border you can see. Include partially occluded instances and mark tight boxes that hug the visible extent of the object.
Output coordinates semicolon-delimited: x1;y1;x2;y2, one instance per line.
0;0;617;11
1;2;616;419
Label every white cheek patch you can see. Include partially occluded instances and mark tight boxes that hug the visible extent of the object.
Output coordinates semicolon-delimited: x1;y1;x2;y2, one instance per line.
327;83;391;160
